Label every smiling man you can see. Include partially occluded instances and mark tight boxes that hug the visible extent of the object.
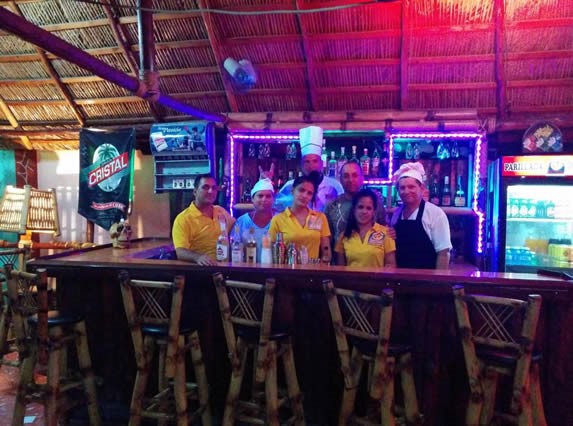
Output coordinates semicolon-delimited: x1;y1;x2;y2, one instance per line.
389;162;452;270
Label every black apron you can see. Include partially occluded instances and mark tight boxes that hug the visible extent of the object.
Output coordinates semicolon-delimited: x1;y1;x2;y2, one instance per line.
395;200;437;269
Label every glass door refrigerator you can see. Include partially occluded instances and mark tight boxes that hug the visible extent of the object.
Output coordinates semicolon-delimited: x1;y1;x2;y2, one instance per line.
486;155;573;274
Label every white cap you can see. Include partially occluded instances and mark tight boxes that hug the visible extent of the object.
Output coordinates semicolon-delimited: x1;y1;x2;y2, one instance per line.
393;162;426;184
299;126;323;157
250;178;274;198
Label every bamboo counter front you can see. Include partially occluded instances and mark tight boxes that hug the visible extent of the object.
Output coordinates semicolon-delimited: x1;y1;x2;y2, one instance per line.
29;238;573;425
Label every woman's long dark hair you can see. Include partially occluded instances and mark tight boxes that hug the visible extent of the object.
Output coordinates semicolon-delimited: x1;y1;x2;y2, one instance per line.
343;189;378;239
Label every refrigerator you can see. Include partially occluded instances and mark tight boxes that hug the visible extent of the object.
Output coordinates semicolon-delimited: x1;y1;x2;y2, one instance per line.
486;155;573;273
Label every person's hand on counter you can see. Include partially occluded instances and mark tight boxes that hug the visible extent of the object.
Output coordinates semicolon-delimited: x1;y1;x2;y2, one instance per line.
196;254;217;266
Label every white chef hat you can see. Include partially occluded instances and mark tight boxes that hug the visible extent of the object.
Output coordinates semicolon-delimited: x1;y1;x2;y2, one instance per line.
392;162;426;184
250;178;274;198
299;126;323;157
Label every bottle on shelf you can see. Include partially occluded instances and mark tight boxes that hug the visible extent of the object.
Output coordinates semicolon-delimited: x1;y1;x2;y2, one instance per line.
351;145;358;161
241;178;252;203
230;230;244;264
328;151;337;177
429;175;440;205
245;227;257;263
405;143;414;159
360;148;370;177
272;232;286;264
454;175;466;207
370;148;380;177
216;222;229;262
337;146;348;173
380;144;390;177
441;176;452;207
321;139;328;174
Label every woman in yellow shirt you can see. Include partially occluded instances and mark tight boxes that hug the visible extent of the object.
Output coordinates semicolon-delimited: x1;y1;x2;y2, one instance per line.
335;189;396;267
269;175;332;262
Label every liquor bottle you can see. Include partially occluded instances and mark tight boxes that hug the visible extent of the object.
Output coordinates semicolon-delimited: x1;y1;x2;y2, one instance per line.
260;233;272;264
360;148;370;177
230;230;244;264
441;176;452;207
286;242;298;265
454;175;466;207
245;228;257;263
321;139;328;174
272;232;286;264
241;178;252;203
328;151;337;177
429;176;440;205
370;148;380;177
288;170;294;181
380;145;390;177
337;146;348;172
299;245;309;264
216;222;229;261
351;145;358;161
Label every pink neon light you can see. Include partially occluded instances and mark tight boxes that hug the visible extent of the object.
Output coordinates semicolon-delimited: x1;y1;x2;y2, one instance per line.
229;134;235;216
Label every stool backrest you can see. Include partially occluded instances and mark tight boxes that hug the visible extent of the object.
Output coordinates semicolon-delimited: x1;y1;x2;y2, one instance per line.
118;271;184;378
212;272;275;381
3;264;49;365
323;279;394;399
452;285;542;411
0;247;28;275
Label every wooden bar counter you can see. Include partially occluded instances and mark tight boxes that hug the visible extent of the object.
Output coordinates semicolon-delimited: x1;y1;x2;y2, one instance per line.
29;238;573;425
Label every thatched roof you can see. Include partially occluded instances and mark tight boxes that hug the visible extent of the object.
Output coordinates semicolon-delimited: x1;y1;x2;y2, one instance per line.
0;0;571;150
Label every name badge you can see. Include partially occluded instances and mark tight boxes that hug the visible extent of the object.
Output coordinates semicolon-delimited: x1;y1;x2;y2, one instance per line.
308;215;323;231
368;231;385;246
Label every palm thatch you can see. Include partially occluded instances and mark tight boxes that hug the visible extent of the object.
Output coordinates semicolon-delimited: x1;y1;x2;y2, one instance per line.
0;0;571;150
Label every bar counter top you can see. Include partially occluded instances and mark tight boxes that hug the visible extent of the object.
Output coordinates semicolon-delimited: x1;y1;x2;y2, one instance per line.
29;237;573;292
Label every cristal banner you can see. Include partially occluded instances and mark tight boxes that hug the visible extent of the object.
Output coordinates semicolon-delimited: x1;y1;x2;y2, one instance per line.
78;128;135;230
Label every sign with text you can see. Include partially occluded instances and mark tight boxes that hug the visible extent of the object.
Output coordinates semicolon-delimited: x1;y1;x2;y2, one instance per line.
78;128;135;230
501;155;573;177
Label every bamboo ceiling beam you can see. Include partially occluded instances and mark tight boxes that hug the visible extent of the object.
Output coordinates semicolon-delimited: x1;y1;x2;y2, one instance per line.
494;0;507;121
198;0;238;113
102;0;160;123
400;0;410;110
0;96;32;149
0;8;225;122
9;1;84;126
295;0;316;111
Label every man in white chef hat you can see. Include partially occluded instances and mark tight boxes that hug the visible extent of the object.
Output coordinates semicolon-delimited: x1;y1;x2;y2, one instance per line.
274;126;344;212
389;162;452;269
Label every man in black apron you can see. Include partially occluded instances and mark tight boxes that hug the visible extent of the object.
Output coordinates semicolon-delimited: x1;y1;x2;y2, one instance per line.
390;163;452;269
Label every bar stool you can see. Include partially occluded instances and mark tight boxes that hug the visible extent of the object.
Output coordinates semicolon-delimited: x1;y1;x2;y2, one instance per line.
452;285;547;425
212;272;305;426
4;264;101;426
119;271;211;426
322;279;422;426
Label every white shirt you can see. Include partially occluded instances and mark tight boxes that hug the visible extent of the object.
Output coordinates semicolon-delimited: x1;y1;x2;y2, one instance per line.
390;201;453;252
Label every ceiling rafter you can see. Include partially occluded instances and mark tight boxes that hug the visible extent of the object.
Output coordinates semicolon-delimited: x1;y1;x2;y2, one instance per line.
7;1;85;126
102;0;161;121
399;0;410;110
197;0;238;113
294;0;316;111
0;96;32;149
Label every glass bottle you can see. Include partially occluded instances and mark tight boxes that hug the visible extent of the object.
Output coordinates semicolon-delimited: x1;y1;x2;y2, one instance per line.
260;232;273;264
360;148;370;177
328;151;337;177
429;176;440;205
337;146;348;173
245;227;257;263
380;144;390;177
370;148;380;177
242;178;252;203
272;232;286;264
405;143;414;160
231;230;244;263
287;242;298;265
351;145;358;161
321;139;328;174
441;176;452;207
216;222;229;261
454;175;466;207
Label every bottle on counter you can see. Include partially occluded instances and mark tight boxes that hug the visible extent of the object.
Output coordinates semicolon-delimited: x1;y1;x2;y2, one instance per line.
231;230;244;264
272;232;286;264
245;227;257;263
260;232;272;264
441;176;452;207
299;245;309;265
287;242;298;265
216;222;229;262
454;175;466;207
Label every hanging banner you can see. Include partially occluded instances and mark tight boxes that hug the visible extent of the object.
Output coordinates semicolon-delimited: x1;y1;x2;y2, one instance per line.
78;128;135;230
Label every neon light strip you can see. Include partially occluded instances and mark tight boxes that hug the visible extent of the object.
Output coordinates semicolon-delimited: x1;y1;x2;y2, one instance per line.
229;134;235;216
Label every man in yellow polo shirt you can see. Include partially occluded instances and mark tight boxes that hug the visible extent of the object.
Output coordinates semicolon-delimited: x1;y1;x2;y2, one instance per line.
172;174;235;265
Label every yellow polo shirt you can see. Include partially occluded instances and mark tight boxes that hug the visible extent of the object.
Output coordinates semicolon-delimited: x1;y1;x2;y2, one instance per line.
172;203;234;258
335;223;396;267
269;208;331;259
